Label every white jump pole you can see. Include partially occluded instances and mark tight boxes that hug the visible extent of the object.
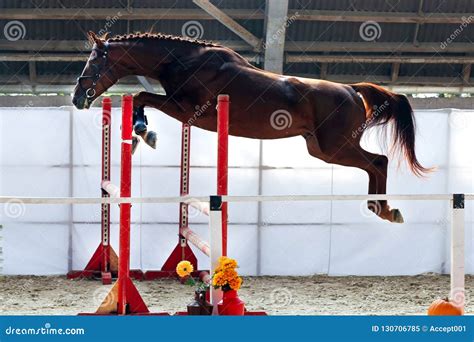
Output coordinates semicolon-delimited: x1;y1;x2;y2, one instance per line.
101;180;120;198
451;193;465;310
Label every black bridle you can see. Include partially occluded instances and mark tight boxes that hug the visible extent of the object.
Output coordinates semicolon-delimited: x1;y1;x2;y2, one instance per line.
77;42;109;100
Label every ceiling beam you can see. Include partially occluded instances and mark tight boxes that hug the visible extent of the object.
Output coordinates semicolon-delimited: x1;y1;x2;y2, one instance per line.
291;10;474;24
192;0;262;52
28;60;37;85
284;41;474;53
391;62;400;82
2;40;474;54
0;53;87;62
0;40;251;52
0;8;264;20
286;55;474;64
412;0;424;46
462;64;472;84
3;53;474;66
263;0;288;73
1;8;472;24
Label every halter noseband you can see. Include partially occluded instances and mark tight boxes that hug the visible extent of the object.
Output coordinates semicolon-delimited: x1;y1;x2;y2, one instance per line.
77;42;109;100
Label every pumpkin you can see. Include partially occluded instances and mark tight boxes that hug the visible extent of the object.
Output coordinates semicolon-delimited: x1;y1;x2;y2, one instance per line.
427;298;463;316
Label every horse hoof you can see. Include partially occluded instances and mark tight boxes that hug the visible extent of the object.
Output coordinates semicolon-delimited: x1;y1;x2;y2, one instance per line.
134;122;147;135
145;131;157;149
132;136;140;154
391;209;404;223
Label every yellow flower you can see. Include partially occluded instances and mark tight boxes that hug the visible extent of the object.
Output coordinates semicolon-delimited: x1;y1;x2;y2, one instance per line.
176;260;194;278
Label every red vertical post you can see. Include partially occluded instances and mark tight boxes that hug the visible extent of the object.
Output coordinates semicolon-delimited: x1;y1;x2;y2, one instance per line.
118;95;133;315
217;94;229;256
101;97;112;275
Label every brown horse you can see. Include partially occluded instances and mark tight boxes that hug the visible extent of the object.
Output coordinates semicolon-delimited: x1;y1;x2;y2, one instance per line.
72;31;431;223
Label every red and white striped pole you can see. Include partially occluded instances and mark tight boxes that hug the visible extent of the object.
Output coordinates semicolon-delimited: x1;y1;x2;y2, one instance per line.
216;94;229;256
118;95;133;315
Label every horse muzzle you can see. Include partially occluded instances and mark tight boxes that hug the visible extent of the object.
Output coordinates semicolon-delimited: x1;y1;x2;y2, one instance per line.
72;94;90;110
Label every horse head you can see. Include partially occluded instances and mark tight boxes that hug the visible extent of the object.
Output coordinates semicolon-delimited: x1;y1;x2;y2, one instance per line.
72;31;119;109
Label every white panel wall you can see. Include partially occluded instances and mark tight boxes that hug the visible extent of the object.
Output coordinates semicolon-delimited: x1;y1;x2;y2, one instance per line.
0;106;473;276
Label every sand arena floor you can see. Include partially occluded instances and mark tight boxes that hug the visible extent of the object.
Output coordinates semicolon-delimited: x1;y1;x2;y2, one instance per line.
0;274;472;315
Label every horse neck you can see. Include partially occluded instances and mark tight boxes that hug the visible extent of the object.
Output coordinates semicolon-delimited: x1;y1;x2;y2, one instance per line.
114;39;203;80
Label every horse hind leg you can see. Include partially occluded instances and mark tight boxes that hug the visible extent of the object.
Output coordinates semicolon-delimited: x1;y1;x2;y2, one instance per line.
339;147;403;223
304;135;403;223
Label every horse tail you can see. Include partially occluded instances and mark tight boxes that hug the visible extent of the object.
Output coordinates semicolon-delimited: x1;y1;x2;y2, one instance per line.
350;82;432;177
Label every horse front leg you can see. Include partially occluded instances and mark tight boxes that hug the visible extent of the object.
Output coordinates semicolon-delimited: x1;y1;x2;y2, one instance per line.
132;92;158;150
132;91;188;150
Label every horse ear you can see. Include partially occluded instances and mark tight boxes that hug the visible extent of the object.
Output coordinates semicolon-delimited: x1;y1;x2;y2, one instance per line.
87;31;104;47
102;32;110;41
87;31;97;41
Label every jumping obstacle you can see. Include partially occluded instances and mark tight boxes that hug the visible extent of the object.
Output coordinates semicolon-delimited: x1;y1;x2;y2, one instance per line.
68;97;141;284
88;94;229;314
144;95;229;279
86;95;164;315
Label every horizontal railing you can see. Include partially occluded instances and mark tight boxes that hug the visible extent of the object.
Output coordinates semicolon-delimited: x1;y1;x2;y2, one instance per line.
0;194;472;205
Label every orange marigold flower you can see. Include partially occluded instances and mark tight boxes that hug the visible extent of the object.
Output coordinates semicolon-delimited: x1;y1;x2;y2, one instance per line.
176;260;194;278
222;258;238;270
229;277;242;291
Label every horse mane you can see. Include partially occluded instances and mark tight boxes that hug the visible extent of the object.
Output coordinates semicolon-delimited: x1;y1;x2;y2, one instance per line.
104;32;220;48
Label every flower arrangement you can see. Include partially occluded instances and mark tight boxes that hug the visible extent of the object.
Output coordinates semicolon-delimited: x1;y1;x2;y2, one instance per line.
176;260;209;292
212;256;242;292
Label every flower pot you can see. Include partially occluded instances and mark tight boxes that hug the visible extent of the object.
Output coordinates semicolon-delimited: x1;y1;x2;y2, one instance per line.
187;291;213;315
217;290;245;315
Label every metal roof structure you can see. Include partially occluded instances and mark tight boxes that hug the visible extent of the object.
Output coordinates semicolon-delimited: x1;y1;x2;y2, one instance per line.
0;0;473;94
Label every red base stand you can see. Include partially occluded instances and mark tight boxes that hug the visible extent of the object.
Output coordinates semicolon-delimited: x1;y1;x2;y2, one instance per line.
67;244;143;283
80;277;168;316
67;244;117;284
144;240;207;280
